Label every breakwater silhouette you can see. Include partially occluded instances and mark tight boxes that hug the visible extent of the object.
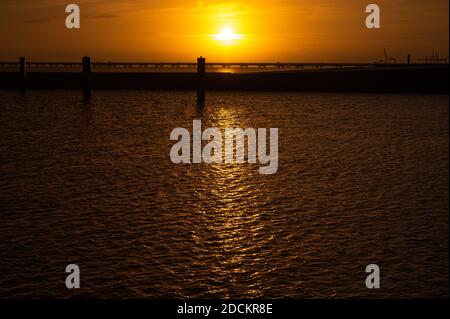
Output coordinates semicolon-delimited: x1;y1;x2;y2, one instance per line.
0;59;447;95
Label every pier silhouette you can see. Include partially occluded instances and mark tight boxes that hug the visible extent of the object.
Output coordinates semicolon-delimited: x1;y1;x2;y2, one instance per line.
0;57;448;103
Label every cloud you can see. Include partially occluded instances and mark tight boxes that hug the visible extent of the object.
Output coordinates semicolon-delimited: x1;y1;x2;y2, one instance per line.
24;18;52;24
88;14;120;19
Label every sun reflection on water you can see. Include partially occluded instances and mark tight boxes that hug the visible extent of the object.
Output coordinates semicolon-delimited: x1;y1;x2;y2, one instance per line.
189;104;272;298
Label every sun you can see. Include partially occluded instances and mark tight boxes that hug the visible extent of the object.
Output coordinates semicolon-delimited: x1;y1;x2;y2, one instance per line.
213;27;242;44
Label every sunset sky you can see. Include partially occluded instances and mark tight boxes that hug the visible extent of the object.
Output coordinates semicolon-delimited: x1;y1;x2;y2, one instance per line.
0;0;448;62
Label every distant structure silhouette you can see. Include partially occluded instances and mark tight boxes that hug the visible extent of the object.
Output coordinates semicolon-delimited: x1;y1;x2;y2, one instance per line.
82;56;91;101
419;50;448;64
19;57;26;93
381;49;397;64
197;56;206;106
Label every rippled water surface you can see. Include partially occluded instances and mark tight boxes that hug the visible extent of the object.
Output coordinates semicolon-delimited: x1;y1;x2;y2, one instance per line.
0;90;448;298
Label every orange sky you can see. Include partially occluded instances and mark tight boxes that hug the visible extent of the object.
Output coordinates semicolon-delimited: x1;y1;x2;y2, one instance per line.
0;0;448;62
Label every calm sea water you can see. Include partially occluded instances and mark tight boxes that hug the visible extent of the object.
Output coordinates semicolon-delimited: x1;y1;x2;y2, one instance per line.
0;90;448;298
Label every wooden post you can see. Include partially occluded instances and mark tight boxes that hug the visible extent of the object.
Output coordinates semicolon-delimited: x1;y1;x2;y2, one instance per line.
19;57;26;93
82;56;91;101
407;54;411;65
197;56;206;106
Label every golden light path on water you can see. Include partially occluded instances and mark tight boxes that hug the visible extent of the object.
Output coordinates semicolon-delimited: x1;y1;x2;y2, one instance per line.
190;106;271;298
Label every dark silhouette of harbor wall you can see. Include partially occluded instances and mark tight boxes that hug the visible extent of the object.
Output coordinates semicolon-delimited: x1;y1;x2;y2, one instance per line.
0;65;448;94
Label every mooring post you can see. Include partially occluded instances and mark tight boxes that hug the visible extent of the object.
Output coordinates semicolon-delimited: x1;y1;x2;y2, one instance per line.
19;57;26;93
407;54;411;65
197;56;206;106
82;56;91;101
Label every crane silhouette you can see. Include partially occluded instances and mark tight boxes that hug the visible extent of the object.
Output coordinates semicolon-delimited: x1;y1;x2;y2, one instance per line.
382;49;396;64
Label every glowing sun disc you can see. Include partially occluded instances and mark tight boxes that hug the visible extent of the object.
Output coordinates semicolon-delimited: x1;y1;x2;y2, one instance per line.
214;27;242;43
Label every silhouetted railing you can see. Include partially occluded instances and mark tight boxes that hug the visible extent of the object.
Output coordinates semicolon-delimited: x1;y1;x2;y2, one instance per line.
2;57;448;101
0;61;413;69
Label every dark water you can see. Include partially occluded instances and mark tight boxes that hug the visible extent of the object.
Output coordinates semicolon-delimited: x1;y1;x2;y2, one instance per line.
0;90;448;298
